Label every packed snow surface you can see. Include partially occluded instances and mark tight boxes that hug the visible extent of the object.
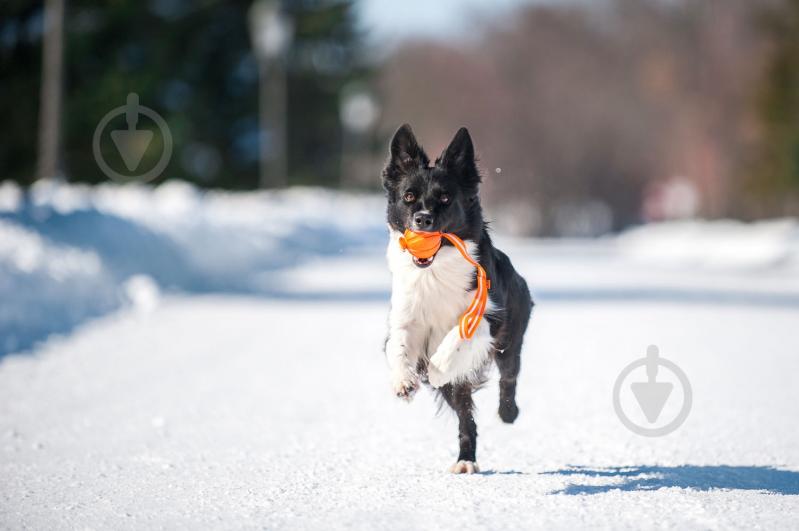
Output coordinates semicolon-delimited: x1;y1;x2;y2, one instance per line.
1;181;798;529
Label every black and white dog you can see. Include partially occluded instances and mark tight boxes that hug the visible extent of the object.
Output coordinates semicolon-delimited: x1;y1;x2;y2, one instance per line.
382;124;533;473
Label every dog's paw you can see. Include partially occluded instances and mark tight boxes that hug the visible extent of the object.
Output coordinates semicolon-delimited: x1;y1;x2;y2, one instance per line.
449;460;480;474
392;375;419;401
427;329;463;389
426;364;450;389
429;328;462;374
498;400;519;423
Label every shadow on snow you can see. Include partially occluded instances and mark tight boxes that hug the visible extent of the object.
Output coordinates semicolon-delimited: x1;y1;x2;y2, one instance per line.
542;465;799;495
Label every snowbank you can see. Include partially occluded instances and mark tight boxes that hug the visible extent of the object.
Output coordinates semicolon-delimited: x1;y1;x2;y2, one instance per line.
617;219;799;270
0;180;385;356
2;179;798;357
0;219;118;355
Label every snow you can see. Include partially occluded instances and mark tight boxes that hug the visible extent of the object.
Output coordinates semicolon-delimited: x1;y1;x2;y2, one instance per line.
1;181;798;528
618;218;799;271
0;180;385;355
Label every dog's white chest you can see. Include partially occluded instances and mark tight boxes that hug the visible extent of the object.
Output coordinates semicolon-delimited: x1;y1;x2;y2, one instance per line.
386;230;476;354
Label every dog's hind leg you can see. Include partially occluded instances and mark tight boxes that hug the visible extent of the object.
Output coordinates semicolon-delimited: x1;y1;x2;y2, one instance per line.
496;343;522;423
440;383;479;474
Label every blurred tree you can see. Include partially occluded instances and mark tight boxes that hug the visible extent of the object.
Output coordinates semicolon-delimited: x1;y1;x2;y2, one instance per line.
0;0;45;185
64;0;259;188
752;0;799;213
37;0;65;181
376;0;770;235
0;0;366;188
284;0;367;186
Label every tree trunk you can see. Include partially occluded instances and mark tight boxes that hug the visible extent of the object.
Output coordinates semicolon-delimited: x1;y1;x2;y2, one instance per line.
36;0;66;181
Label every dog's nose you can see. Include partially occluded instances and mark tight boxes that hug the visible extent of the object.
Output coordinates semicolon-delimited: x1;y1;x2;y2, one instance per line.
412;211;434;231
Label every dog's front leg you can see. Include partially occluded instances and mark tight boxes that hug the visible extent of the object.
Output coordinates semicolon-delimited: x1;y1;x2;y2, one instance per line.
428;319;493;388
386;323;422;401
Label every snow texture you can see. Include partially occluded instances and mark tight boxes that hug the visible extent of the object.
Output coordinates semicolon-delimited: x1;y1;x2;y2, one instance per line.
0;180;385;356
1;181;798;529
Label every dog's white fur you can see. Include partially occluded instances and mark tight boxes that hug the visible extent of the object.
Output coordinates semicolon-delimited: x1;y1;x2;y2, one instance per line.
385;229;494;396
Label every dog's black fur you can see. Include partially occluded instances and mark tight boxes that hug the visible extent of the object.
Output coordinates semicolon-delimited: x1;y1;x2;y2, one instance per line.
382;124;533;467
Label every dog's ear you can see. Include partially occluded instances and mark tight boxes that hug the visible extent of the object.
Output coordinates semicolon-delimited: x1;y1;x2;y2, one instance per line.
390;124;423;166
383;124;427;191
440;127;474;168
439;127;480;188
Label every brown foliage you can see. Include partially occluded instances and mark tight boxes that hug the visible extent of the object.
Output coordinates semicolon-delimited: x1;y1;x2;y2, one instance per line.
376;0;774;234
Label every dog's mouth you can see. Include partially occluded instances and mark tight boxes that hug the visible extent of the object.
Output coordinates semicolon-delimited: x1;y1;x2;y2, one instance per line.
412;254;436;268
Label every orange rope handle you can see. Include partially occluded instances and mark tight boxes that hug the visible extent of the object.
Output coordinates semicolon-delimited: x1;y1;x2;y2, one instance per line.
398;230;490;340
440;233;489;339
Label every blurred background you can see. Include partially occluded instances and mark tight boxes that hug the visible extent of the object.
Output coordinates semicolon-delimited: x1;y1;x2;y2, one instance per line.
2;0;799;358
2;0;799;235
2;3;799;525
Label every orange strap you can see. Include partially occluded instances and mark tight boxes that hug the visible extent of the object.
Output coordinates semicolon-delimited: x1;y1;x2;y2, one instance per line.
398;230;490;340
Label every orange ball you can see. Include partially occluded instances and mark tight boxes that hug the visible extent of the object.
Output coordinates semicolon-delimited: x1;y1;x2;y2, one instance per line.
399;229;442;259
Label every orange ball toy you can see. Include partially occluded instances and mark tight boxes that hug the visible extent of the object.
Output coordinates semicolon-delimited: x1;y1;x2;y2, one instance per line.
398;229;442;259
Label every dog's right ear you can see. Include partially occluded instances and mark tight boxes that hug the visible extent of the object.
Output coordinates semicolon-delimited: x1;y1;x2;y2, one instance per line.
382;124;427;191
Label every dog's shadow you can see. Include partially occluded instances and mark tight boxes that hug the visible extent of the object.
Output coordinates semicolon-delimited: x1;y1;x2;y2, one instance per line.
478;469;526;476
541;465;799;495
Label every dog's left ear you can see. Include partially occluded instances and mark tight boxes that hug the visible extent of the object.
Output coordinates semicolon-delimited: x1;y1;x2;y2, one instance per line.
439;127;480;187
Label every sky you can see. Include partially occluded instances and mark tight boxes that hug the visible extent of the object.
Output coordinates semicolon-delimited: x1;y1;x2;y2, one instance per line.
354;0;554;50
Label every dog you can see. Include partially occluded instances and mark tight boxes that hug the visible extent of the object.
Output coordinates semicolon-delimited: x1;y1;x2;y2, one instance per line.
382;124;533;473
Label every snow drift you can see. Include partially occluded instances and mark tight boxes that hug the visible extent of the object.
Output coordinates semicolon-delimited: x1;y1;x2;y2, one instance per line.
0;180;385;356
1;179;798;357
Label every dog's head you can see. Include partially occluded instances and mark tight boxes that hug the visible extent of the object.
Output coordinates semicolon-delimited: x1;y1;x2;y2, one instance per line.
382;124;483;262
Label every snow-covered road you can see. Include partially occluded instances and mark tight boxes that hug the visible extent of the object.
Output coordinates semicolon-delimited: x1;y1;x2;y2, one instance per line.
2;234;799;529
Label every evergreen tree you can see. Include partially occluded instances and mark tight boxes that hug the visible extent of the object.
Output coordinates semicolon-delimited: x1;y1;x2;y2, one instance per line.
0;0;367;188
0;0;44;185
284;0;366;186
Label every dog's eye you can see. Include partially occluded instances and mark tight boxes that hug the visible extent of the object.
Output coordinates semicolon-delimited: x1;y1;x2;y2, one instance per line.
403;192;416;203
440;194;450;205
